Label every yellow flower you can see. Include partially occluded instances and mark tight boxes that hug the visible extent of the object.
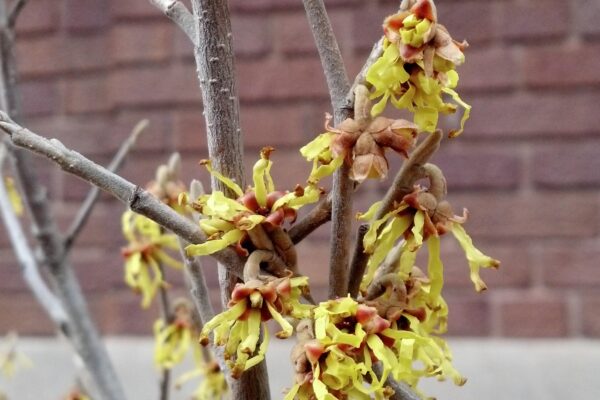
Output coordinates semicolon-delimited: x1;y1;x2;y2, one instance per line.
0;332;32;379
153;301;194;369
200;275;313;378
174;343;228;400
4;177;23;216
301;85;419;183
358;187;499;293
186;148;321;257
366;0;471;136
121;211;183;308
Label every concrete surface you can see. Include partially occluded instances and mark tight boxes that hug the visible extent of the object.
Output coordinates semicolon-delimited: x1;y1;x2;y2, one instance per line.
1;338;599;399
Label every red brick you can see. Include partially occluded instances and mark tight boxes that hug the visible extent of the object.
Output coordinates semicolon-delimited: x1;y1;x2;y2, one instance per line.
64;77;111;114
230;0;360;12
236;58;329;101
537;243;600;288
109;0;161;19
173;111;208;152
575;0;600;37
54;202;122;247
428;145;522;190
16;36;63;78
19;80;59;116
240;104;311;148
436;240;531;289
498;0;569;40
523;44;600;88
437;1;496;44
274;10;353;57
108;64;201;107
110;23;174;65
459;47;518;91
466;93;600;137
497;295;569;337
64;35;110;73
0;252;28;292
91;290;158;334
15;0;59;35
532;141;600;188
114;109;175;153
64;0;110;32
28;117;115;156
295;240;331;288
445;293;491;336
0;293;54;335
232;15;272;58
351;4;398;51
70;247;125;292
582;295;600;336
450;192;599;239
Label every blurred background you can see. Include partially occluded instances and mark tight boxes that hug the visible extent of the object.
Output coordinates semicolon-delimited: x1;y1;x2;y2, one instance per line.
1;0;600;398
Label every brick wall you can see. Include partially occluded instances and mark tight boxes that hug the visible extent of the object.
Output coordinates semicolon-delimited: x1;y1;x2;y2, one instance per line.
1;0;600;338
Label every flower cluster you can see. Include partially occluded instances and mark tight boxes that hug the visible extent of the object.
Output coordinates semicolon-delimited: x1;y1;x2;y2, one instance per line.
286;297;464;399
153;299;194;369
358;179;499;293
366;0;470;135
301;85;419;183
200;274;312;378
121;211;182;308
185;147;321;257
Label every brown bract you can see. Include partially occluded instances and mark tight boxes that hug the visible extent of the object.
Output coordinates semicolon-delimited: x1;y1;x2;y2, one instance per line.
326;113;418;182
384;0;468;76
403;187;467;237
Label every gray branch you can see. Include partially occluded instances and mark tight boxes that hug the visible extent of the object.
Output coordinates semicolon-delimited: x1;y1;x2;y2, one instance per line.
188;0;270;397
64;119;148;252
0;149;69;329
302;0;353;299
149;0;197;45
0;113;245;276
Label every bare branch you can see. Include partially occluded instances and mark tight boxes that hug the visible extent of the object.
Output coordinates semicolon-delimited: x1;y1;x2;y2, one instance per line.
64;119;148;252
347;132;443;302
373;364;421;400
375;130;443;220
346;224;369;298
0;112;246;277
188;0;271;395
290;194;332;246
149;0;197;45
302;0;353;299
0;148;69;329
178;239;215;324
7;0;26;28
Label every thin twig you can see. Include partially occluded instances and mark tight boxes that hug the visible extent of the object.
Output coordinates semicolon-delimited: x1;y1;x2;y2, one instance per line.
178;239;215;324
0;1;127;397
288;39;387;246
346;224;369;298
149;0;196;45
0;148;69;329
347;131;443;299
373;364;421;400
156;262;171;400
64;120;148;252
0;112;246;278
7;0;26;28
375;130;443;220
302;0;353;299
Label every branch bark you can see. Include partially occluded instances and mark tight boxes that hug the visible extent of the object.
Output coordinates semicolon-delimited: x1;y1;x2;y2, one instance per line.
149;0;197;45
0;149;69;330
64;119;148;252
302;0;353;299
0;1;126;398
187;0;270;397
0;113;246;277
